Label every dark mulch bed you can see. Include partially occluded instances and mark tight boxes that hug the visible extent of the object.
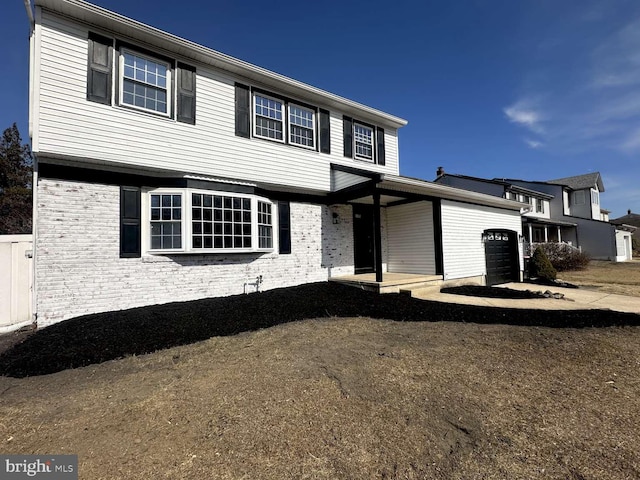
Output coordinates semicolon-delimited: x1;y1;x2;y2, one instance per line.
1;282;639;378
440;285;547;299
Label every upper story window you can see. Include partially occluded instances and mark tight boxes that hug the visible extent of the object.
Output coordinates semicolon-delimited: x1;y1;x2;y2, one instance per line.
121;50;170;115
236;84;331;153
591;190;600;205
535;198;545;213
254;94;285;141
574;190;586;205
354;123;374;161
343;116;386;166
86;33;196;124
288;104;315;149
146;189;273;253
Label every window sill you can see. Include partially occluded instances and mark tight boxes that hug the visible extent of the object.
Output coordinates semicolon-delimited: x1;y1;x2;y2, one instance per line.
144;248;274;257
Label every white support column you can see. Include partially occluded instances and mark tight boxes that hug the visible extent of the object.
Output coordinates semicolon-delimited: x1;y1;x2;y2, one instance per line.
544;226;548;242
557;226;561;243
528;224;533;243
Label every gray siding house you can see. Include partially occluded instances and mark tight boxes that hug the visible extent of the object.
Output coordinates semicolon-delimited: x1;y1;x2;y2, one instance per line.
435;170;625;261
26;0;526;327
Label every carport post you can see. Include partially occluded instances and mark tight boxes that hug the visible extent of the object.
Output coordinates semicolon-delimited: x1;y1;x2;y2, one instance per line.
373;192;383;282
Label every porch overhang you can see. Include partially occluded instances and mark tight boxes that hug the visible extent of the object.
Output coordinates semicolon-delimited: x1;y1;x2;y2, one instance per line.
522;217;577;227
329;165;526;211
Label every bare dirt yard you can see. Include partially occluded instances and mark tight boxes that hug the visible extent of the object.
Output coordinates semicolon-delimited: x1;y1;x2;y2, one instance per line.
559;260;640;297
1;283;639;479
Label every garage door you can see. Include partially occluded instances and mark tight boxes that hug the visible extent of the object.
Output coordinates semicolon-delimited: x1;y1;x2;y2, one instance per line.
484;230;518;286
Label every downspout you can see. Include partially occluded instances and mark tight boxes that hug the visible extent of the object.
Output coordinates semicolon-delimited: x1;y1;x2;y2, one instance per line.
25;0;37;326
24;0;35;31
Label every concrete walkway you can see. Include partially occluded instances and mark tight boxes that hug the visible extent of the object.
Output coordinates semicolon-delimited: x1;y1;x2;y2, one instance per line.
411;282;640;314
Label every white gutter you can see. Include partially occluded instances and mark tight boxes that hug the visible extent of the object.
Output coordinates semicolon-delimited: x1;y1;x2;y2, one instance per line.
35;0;408;128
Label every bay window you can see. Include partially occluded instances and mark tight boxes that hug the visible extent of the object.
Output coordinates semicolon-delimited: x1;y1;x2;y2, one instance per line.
146;189;274;253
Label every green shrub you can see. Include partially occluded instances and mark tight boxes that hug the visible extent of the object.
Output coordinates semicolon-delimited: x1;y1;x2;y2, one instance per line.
536;242;590;272
529;246;557;281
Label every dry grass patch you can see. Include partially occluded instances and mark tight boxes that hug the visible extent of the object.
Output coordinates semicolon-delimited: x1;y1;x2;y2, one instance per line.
1;318;639;479
559;260;640;297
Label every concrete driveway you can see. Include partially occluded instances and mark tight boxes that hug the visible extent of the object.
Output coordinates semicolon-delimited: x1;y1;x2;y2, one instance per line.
413;282;640;314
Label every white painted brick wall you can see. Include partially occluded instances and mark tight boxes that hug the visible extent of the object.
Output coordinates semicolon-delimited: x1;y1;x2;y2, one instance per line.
36;179;371;326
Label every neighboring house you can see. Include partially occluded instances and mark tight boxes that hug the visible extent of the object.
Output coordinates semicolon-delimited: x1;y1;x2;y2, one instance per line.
26;0;525;327
611;210;640;259
435;169;625;261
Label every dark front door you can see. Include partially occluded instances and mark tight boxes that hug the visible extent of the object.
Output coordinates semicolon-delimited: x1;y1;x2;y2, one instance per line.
353;204;375;274
484;230;518;285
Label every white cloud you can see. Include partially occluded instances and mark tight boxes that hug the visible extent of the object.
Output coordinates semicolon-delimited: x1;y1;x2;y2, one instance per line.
503;101;545;134
524;139;543;149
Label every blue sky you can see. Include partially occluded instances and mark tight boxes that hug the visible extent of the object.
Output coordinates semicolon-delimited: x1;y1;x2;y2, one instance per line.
2;0;639;217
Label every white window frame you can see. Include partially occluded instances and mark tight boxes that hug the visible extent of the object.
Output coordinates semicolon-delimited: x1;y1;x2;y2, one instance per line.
591;189;600;205
146;190;185;253
119;48;172;117
535;198;545;213
143;188;275;255
253;93;285;143
353;122;374;162
287;103;316;150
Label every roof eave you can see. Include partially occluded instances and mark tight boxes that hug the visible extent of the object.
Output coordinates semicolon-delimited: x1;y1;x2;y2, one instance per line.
380;174;525;211
36;0;408;129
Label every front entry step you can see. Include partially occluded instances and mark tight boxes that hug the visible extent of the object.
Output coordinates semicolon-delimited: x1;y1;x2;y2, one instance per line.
329;274;443;294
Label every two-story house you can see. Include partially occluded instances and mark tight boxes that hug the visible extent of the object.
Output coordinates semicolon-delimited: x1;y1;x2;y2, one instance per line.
25;0;527;327
435;169;627;261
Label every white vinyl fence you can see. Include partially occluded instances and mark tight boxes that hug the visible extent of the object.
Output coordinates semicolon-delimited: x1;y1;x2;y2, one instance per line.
0;235;33;332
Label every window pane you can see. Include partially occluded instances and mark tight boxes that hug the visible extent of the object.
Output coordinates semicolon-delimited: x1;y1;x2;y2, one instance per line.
193;236;202;248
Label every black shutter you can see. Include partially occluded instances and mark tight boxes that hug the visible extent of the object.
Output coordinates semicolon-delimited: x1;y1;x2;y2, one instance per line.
87;32;113;105
319;109;330;154
278;201;291;254
235;83;251;138
177;63;196;124
120;186;141;258
343;116;353;158
376;126;385;166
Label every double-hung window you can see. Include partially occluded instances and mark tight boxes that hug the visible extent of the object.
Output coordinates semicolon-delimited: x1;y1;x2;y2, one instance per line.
254;94;285;141
354;123;374;161
535;198;545;213
120;49;171;115
87;33;196;123
257;202;273;249
147;190;274;253
150;193;182;249
288;104;315;149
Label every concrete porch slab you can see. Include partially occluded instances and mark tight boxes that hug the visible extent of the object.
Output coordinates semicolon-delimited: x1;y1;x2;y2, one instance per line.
329;273;443;294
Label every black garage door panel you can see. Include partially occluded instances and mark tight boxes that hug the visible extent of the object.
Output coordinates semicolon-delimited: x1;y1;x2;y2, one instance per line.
485;231;518;286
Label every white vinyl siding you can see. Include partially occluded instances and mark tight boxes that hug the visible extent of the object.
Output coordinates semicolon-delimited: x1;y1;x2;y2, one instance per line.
440;200;522;281
34;11;400;192
330;170;370;191
386;202;435;274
